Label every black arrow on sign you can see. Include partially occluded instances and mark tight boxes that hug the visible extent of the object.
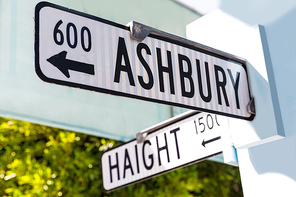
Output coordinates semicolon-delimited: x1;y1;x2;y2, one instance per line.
47;51;95;78
202;136;221;147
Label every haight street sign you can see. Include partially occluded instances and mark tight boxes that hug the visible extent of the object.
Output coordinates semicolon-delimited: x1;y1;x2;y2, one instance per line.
101;111;233;191
35;2;255;120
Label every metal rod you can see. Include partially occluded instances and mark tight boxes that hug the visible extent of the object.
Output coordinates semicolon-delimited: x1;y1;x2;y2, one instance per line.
127;21;246;65
136;110;200;143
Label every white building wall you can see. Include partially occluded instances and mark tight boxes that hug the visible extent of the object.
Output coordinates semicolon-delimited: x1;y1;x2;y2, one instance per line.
186;1;296;196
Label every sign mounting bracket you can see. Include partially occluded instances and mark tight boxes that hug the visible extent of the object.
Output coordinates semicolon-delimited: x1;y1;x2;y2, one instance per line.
247;97;256;115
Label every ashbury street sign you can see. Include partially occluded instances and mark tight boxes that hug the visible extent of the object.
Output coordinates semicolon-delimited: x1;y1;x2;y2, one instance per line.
101;112;232;191
35;2;254;120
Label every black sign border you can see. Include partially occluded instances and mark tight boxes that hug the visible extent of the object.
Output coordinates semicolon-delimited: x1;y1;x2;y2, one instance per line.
35;1;255;121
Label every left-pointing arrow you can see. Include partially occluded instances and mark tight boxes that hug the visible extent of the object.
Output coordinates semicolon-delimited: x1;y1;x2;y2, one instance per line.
47;51;95;78
202;136;221;147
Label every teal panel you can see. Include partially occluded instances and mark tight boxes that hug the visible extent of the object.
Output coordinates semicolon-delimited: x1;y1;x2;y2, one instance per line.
0;0;199;141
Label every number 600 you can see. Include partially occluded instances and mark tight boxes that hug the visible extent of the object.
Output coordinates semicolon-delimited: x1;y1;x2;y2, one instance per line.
53;20;92;52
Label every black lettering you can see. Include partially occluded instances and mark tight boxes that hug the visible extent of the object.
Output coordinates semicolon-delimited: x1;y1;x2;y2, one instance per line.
66;23;78;49
170;127;181;159
214;65;229;107
114;37;135;86
206;114;214;129
157;48;175;94
81;26;92;52
179;54;194;98
227;69;241;109
135;144;140;174
142;140;154;170
156;133;170;166
215;115;220;126
137;43;154;90
196;60;212;102
123;149;134;178
109;153;120;183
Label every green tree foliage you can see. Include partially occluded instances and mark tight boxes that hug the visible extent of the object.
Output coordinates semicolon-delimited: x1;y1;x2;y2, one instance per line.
0;117;242;196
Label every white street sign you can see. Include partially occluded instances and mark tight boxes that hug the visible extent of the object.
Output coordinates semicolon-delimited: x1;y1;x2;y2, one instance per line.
35;2;254;120
101;112;232;191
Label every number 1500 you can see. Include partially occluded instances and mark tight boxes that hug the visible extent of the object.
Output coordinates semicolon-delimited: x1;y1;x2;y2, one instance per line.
194;114;220;134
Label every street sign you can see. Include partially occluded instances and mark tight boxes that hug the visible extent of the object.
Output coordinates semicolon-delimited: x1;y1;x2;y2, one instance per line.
35;2;254;120
101;111;231;191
